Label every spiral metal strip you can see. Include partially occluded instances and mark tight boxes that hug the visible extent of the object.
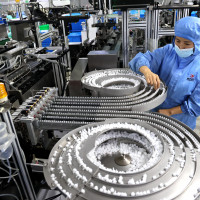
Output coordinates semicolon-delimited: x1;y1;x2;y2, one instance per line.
81;68;166;98
43;116;200;200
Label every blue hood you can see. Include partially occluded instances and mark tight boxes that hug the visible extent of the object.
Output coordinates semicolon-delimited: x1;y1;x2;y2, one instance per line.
175;16;200;56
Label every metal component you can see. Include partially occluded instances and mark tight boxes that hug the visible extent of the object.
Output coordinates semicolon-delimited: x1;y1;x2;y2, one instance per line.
81;68;166;98
0;24;8;39
114;154;131;166
68;58;88;96
12;88;58;145
14;74;167;144
0;45;55;107
122;10;129;68
43;116;200;200
25;47;70;96
1;42;27;59
147;5;192;50
129;20;148;54
0;103;37;200
10;23;32;42
62;20;71;71
112;0;154;9
87;51;119;71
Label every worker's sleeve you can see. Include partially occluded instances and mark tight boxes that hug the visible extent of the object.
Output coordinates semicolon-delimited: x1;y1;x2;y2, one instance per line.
128;44;170;74
181;82;200;117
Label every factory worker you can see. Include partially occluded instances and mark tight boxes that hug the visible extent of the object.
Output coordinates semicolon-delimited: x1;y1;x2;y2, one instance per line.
129;16;200;130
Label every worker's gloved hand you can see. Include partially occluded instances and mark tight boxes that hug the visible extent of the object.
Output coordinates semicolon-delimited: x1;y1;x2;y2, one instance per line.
139;66;160;90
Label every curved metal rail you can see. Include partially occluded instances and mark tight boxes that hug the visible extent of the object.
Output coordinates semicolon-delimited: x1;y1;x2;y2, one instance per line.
43;116;200;200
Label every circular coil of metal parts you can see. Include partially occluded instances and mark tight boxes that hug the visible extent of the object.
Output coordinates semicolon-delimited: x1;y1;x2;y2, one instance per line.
41;69;167;112
43;117;200;200
81;68;161;97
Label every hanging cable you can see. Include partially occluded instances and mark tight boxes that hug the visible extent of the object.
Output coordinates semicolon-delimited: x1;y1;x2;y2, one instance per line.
0;55;22;73
1;160;19;172
0;171;18;179
6;159;12;183
64;5;72;16
0;62;6;70
0;167;23;200
0;194;19;200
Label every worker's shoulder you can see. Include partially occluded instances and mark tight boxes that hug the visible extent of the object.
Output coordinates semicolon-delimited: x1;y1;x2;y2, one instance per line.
163;43;173;50
191;55;200;80
158;44;174;52
192;54;200;66
158;44;175;56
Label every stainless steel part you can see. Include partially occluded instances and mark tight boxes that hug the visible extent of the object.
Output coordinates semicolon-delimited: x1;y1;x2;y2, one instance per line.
70;0;92;8
37;79;166;127
114;154;132;166
12;88;58;145
13;71;166;145
25;47;69;96
1;42;27;59
81;68;167;97
1;105;37;200
43;117;200;200
68;58;88;96
122;10;129;68
0;24;8;39
87;51;119;71
10;23;32;42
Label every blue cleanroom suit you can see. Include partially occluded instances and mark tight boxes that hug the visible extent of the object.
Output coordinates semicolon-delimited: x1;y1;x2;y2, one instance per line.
129;17;200;129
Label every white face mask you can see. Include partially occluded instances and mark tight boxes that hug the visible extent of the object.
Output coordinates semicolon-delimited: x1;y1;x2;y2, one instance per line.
175;44;194;58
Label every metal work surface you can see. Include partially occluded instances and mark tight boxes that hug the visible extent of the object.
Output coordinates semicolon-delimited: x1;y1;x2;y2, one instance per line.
43;117;200;200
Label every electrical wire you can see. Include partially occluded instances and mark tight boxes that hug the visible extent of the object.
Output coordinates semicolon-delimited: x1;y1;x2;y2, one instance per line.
38;3;44;11
0;167;23;200
0;171;18;179
1;160;19;172
6;159;12;183
13;55;22;68
28;53;57;64
44;193;62;200
0;55;22;73
28;53;68;67
64;5;72;16
0;194;19;200
0;62;6;70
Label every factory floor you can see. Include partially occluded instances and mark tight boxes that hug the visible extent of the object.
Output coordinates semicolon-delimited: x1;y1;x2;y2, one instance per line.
194;116;200;135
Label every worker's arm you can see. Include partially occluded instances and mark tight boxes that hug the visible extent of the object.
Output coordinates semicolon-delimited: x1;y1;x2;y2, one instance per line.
129;44;172;75
158;106;183;116
139;66;160;90
129;44;172;90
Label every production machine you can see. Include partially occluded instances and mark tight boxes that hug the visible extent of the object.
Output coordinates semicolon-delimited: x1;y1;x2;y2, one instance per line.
0;43;55;108
11;69;200;200
1;0;200;200
12;69;167;146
